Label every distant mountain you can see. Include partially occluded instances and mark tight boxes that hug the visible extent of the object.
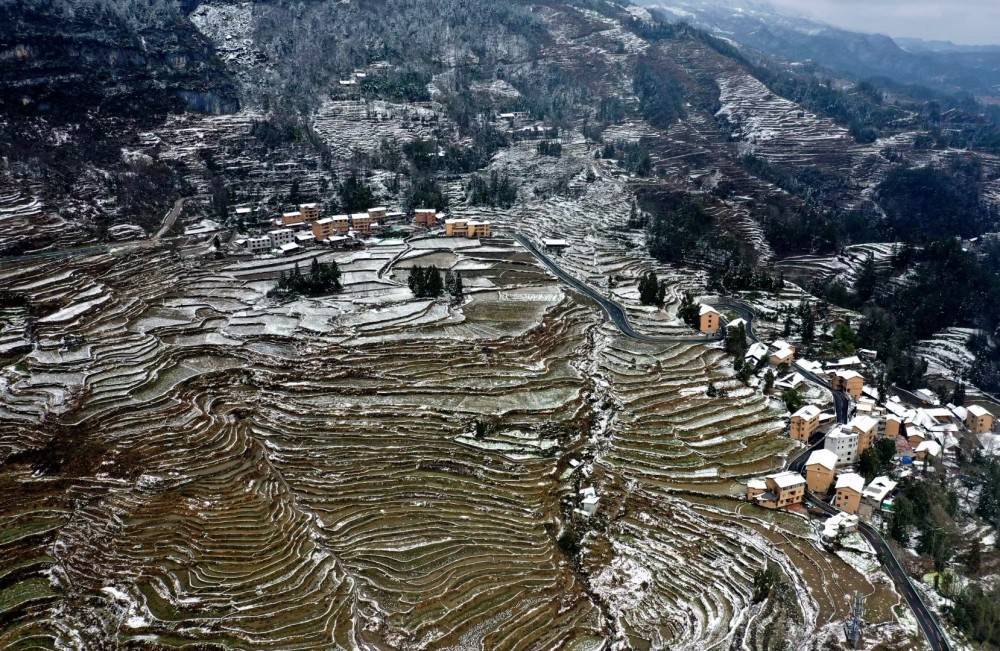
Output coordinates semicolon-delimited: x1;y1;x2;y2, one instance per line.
640;0;1000;98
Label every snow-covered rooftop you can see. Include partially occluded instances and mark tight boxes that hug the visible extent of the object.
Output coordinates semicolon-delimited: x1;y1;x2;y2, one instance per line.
863;476;897;502
806;449;837;470
849;415;878;433
792;405;821;420
767;470;805;488
836;473;865;493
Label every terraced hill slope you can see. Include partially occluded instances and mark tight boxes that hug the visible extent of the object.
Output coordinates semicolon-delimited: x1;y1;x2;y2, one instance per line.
1;1;978;648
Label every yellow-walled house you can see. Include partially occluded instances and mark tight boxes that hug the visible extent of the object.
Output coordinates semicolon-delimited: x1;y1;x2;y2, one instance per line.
699;305;720;334
805;449;838;493
790;405;822;442
967;405;995;434
834;473;865;514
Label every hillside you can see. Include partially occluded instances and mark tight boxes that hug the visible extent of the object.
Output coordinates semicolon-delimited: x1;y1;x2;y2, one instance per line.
1;1;1000;649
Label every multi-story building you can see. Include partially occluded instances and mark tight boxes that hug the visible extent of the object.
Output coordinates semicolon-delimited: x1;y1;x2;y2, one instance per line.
967;405;996;434
805;449;838;493
299;203;321;221
282;211;306;226
699;305;720;334
268;228;295;248
466;221;492;238
824;426;859;465
834;473;865;514
367;206;387;222
351;213;374;235
831;370;865;400
246;236;272;254
790;405;822;442
414;208;438;227
849;415;878;455
444;218;469;237
758;471;806;509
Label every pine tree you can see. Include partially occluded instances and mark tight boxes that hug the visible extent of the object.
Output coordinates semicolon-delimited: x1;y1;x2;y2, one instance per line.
425;265;443;297
655;281;666;307
451;271;464;304
638;271;659;305
408;265;425;296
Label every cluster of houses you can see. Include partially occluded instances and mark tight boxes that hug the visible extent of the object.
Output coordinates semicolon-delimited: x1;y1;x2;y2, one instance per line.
746;386;998;526
233;203;492;257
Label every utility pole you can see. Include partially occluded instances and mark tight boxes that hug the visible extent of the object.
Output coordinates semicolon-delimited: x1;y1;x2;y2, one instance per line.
844;592;866;649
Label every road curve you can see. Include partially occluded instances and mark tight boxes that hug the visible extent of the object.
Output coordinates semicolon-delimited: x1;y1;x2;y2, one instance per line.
514;233;752;344
807;494;949;651
516;232;949;651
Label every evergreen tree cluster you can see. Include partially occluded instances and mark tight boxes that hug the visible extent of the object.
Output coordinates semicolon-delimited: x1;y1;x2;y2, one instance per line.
269;259;342;298
678;292;699;329
536;140;562;157
637;271;665;306
408;265;444;298
466;171;518;208
445;270;465;305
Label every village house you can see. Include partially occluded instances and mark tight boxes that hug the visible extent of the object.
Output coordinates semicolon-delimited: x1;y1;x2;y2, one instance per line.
268;228;295;249
246;236;272;254
281;210;306;226
966;405;996;434
915;440;942;462
368;206;387;222
859;476;897;521
311;217;349;241
768;340;795;366
755;471;807;509
746;477;768;502
884;415;902;439
906;426;927;448
831;370;865;400
834;473;865;514
790;405;822;442
824;426;860;466
699;305;721;334
466;220;492;238
299;203;321;221
444;218;469;237
351;213;374;235
278;242;300;256
849;415;878;455
414;208;438;227
726;318;747;332
543;238;570;252
805;449;838;493
745;342;769;368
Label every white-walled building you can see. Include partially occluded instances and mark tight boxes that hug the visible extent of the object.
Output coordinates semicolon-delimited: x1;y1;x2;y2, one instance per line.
246;236;272;254
824;426;860;466
268;228;295;248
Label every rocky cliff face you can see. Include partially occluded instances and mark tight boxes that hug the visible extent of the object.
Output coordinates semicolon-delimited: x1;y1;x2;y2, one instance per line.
0;4;238;122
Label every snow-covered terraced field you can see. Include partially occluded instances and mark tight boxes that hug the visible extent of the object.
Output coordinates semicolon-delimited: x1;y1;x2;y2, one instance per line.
0;220;910;647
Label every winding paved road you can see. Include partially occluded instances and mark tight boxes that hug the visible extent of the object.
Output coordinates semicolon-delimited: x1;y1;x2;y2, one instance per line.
515;231;948;651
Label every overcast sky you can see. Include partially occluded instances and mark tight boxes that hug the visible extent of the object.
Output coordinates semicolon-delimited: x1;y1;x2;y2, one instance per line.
765;0;1000;45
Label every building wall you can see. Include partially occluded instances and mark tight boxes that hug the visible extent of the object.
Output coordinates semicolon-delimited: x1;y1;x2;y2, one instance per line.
846;378;864;400
806;464;834;493
790;416;817;442
777;485;804;507
854;427;876;454
299;205;321;221
282;212;306;226
834;488;862;514
699;312;720;334
467;223;491;238
968;413;995;434
415;210;436;227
